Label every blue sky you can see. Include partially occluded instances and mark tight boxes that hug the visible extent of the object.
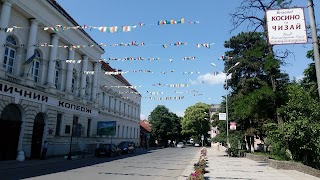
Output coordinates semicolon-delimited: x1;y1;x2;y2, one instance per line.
56;0;320;119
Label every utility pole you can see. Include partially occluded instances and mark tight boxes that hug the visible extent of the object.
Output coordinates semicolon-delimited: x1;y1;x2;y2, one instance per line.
307;0;320;99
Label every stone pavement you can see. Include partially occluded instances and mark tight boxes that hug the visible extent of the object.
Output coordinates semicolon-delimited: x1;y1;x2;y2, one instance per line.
178;147;320;180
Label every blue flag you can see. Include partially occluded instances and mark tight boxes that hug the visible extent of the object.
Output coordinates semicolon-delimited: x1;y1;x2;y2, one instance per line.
25;53;36;64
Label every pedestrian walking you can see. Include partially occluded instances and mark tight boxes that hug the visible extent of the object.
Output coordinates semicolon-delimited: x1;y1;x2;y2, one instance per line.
41;141;48;160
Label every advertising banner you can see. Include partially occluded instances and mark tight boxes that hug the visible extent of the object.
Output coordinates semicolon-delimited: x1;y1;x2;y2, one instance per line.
97;121;116;136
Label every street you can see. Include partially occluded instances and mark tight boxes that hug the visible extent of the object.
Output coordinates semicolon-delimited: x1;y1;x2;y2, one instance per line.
0;147;200;180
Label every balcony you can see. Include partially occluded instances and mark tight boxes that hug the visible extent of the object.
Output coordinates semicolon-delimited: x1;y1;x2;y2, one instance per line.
57;91;66;98
6;73;21;84
34;83;46;92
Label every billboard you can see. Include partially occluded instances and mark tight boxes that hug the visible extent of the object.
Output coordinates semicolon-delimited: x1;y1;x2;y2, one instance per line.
266;8;307;45
97;121;116;136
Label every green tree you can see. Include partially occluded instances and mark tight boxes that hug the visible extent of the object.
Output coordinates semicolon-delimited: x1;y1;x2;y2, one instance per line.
267;83;320;165
148;105;181;146
222;32;289;150
181;103;210;142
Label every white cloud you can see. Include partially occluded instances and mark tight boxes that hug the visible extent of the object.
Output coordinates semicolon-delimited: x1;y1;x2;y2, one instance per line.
191;72;229;85
140;114;147;120
295;75;304;82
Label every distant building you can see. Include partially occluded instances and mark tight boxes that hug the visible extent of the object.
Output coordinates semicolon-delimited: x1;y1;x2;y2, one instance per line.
140;120;154;147
209;104;221;141
0;0;141;161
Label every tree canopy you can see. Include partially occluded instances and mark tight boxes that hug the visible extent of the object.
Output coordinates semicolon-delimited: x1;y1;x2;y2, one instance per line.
148;105;182;146
181;102;210;142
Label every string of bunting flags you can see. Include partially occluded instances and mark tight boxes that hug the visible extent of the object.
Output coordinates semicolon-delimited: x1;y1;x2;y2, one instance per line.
152;83;189;88
0;18;199;33
35;41;213;49
71;70;204;75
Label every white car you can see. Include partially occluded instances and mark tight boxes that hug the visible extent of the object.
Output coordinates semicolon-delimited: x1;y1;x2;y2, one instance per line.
177;142;185;148
194;142;200;147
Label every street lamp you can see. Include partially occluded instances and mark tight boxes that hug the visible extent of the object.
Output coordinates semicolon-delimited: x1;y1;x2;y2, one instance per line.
211;61;240;156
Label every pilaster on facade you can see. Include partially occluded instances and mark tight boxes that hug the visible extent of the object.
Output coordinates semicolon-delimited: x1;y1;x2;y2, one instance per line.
0;0;13;76
24;18;39;87
47;33;59;92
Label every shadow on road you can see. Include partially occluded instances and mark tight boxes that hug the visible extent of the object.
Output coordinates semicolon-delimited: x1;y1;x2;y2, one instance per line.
0;148;159;180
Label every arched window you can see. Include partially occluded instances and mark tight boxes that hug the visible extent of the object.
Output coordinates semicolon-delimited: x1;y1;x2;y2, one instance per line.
71;69;77;93
85;76;91;100
3;36;17;73
31;49;41;82
54;62;60;89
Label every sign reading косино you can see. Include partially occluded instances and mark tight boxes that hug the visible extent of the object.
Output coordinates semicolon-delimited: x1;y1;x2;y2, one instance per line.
266;8;307;45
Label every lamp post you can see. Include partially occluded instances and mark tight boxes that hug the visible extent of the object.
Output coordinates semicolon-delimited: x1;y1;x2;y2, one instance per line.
211;62;240;156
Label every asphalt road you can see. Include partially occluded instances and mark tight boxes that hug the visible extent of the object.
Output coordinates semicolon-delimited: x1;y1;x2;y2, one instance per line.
1;146;200;180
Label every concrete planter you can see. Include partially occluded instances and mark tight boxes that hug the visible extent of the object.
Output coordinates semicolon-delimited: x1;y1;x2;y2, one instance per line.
246;153;320;178
245;153;268;162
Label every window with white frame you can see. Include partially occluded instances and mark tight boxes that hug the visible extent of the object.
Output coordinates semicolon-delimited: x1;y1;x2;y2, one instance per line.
123;103;126;115
117;125;120;137
3;36;17;73
108;96;112;110
85;76;90;100
122;125;125;138
119;100;122;113
31;49;41;83
102;92;105;108
133;128;135;139
71;69;77;93
54;61;60;89
127;104;130;117
126;126;129;138
114;99;117;113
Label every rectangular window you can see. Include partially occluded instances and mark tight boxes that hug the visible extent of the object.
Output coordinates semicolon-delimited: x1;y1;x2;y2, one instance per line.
124;103;126;115
117;125;120;138
102;93;105;108
122;126;125;138
72;116;79;134
3;47;15;73
55;69;59;89
65;125;71;134
131;106;133;117
114;99;117;113
71;78;75;93
55;114;62;136
31;60;40;82
119;101;122;113
126;127;129;138
87;119;91;137
133;128;135;139
127;104;130;117
108;96;112;110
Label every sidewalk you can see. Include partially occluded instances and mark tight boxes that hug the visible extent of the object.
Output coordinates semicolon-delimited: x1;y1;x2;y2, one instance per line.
0;153;95;171
179;148;320;180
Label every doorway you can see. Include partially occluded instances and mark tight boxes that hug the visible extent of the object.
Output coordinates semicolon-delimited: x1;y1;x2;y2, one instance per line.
30;113;45;159
0;104;22;161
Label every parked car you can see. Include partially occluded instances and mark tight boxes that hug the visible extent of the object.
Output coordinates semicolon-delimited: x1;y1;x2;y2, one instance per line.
118;141;135;154
177;142;185;148
95;144;122;157
194;142;200;147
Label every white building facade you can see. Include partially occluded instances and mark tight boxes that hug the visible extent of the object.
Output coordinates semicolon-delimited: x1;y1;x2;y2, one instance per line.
0;0;141;161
